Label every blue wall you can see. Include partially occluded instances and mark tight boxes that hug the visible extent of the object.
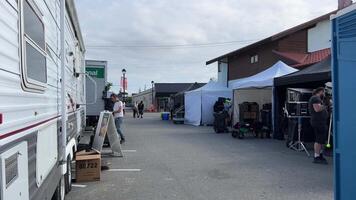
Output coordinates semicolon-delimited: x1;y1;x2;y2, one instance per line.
332;8;356;200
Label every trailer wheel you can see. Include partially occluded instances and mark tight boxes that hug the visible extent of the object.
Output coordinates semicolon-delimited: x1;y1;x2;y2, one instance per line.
64;156;72;194
52;175;65;200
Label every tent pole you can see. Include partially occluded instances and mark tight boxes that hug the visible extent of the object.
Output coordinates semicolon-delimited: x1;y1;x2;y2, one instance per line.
232;89;235;126
272;87;275;136
201;90;203;125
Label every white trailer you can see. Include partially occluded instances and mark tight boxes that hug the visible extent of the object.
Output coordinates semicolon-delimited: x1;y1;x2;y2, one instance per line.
0;0;86;199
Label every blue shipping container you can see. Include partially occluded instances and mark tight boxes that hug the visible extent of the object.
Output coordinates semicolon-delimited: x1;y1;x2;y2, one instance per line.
332;5;356;200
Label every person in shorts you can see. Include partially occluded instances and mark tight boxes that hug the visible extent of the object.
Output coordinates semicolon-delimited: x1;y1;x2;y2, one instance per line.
309;87;329;164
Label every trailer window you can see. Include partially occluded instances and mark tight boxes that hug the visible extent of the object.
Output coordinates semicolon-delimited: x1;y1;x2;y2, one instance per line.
25;43;47;83
21;0;47;89
23;1;45;49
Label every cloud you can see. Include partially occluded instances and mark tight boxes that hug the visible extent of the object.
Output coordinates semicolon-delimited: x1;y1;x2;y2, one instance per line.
75;0;337;93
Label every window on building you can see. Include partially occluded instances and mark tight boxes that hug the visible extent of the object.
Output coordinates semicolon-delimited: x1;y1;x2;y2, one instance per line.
21;0;47;89
218;64;221;72
250;55;259;64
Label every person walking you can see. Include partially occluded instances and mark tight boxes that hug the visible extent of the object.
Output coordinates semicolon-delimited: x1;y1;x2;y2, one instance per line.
133;102;139;118
138;101;144;118
309;87;329;164
111;94;125;144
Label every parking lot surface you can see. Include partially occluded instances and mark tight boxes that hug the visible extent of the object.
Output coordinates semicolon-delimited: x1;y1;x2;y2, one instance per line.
67;113;333;200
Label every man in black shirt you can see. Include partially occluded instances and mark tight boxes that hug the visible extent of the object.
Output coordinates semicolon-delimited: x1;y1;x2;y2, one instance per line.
138;101;144;118
309;87;329;164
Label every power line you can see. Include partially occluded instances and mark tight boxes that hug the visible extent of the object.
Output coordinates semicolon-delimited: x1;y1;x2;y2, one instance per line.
86;39;258;49
105;61;208;68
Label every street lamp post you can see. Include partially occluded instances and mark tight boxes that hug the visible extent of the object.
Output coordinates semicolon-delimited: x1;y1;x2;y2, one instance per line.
122;69;126;102
151;81;154;108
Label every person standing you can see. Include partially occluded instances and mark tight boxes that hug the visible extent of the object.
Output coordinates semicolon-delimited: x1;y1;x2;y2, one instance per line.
309;87;329;164
111;94;125;144
138;101;144;118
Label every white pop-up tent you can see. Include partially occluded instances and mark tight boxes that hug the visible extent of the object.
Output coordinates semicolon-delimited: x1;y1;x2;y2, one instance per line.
229;61;298;124
185;80;232;126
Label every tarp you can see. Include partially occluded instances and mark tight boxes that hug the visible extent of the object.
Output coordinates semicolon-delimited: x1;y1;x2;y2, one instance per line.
184;80;232;126
229;61;298;89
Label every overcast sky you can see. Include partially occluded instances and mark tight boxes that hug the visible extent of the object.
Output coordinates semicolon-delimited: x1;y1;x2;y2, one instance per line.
75;0;337;94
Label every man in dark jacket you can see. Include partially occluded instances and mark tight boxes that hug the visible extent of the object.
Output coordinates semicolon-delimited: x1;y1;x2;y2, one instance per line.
138;101;144;118
214;98;225;113
309;87;329;164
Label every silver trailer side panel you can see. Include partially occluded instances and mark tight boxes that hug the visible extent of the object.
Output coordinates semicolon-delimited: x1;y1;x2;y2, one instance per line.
85;60;107;117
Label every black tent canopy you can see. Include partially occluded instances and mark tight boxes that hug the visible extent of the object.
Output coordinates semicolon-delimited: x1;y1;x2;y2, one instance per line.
274;56;331;87
273;56;331;140
173;82;205;98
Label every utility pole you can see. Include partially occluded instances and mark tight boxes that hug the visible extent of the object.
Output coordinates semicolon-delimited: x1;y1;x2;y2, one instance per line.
151;81;154;107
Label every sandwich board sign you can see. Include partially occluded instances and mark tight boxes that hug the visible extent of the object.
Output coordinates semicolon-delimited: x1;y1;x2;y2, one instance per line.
92;111;123;157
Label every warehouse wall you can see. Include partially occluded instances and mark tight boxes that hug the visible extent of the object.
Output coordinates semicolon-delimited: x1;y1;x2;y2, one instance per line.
218;62;228;86
308;20;331;52
132;89;155;111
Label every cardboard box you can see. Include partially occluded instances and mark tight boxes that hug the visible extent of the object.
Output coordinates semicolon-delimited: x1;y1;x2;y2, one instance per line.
75;150;101;182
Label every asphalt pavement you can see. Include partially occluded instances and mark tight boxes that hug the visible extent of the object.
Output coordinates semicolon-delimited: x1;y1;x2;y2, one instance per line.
66;112;333;200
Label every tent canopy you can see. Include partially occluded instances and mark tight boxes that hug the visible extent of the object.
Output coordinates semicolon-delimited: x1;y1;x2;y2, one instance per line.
171;82;206;110
229;61;298;89
229;61;297;125
188;80;231;92
273;56;331;140
274;56;331;86
173;82;206;98
184;80;232;126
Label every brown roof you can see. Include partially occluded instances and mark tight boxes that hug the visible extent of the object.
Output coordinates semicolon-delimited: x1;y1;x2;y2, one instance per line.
206;11;336;65
273;51;309;63
274;48;331;68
